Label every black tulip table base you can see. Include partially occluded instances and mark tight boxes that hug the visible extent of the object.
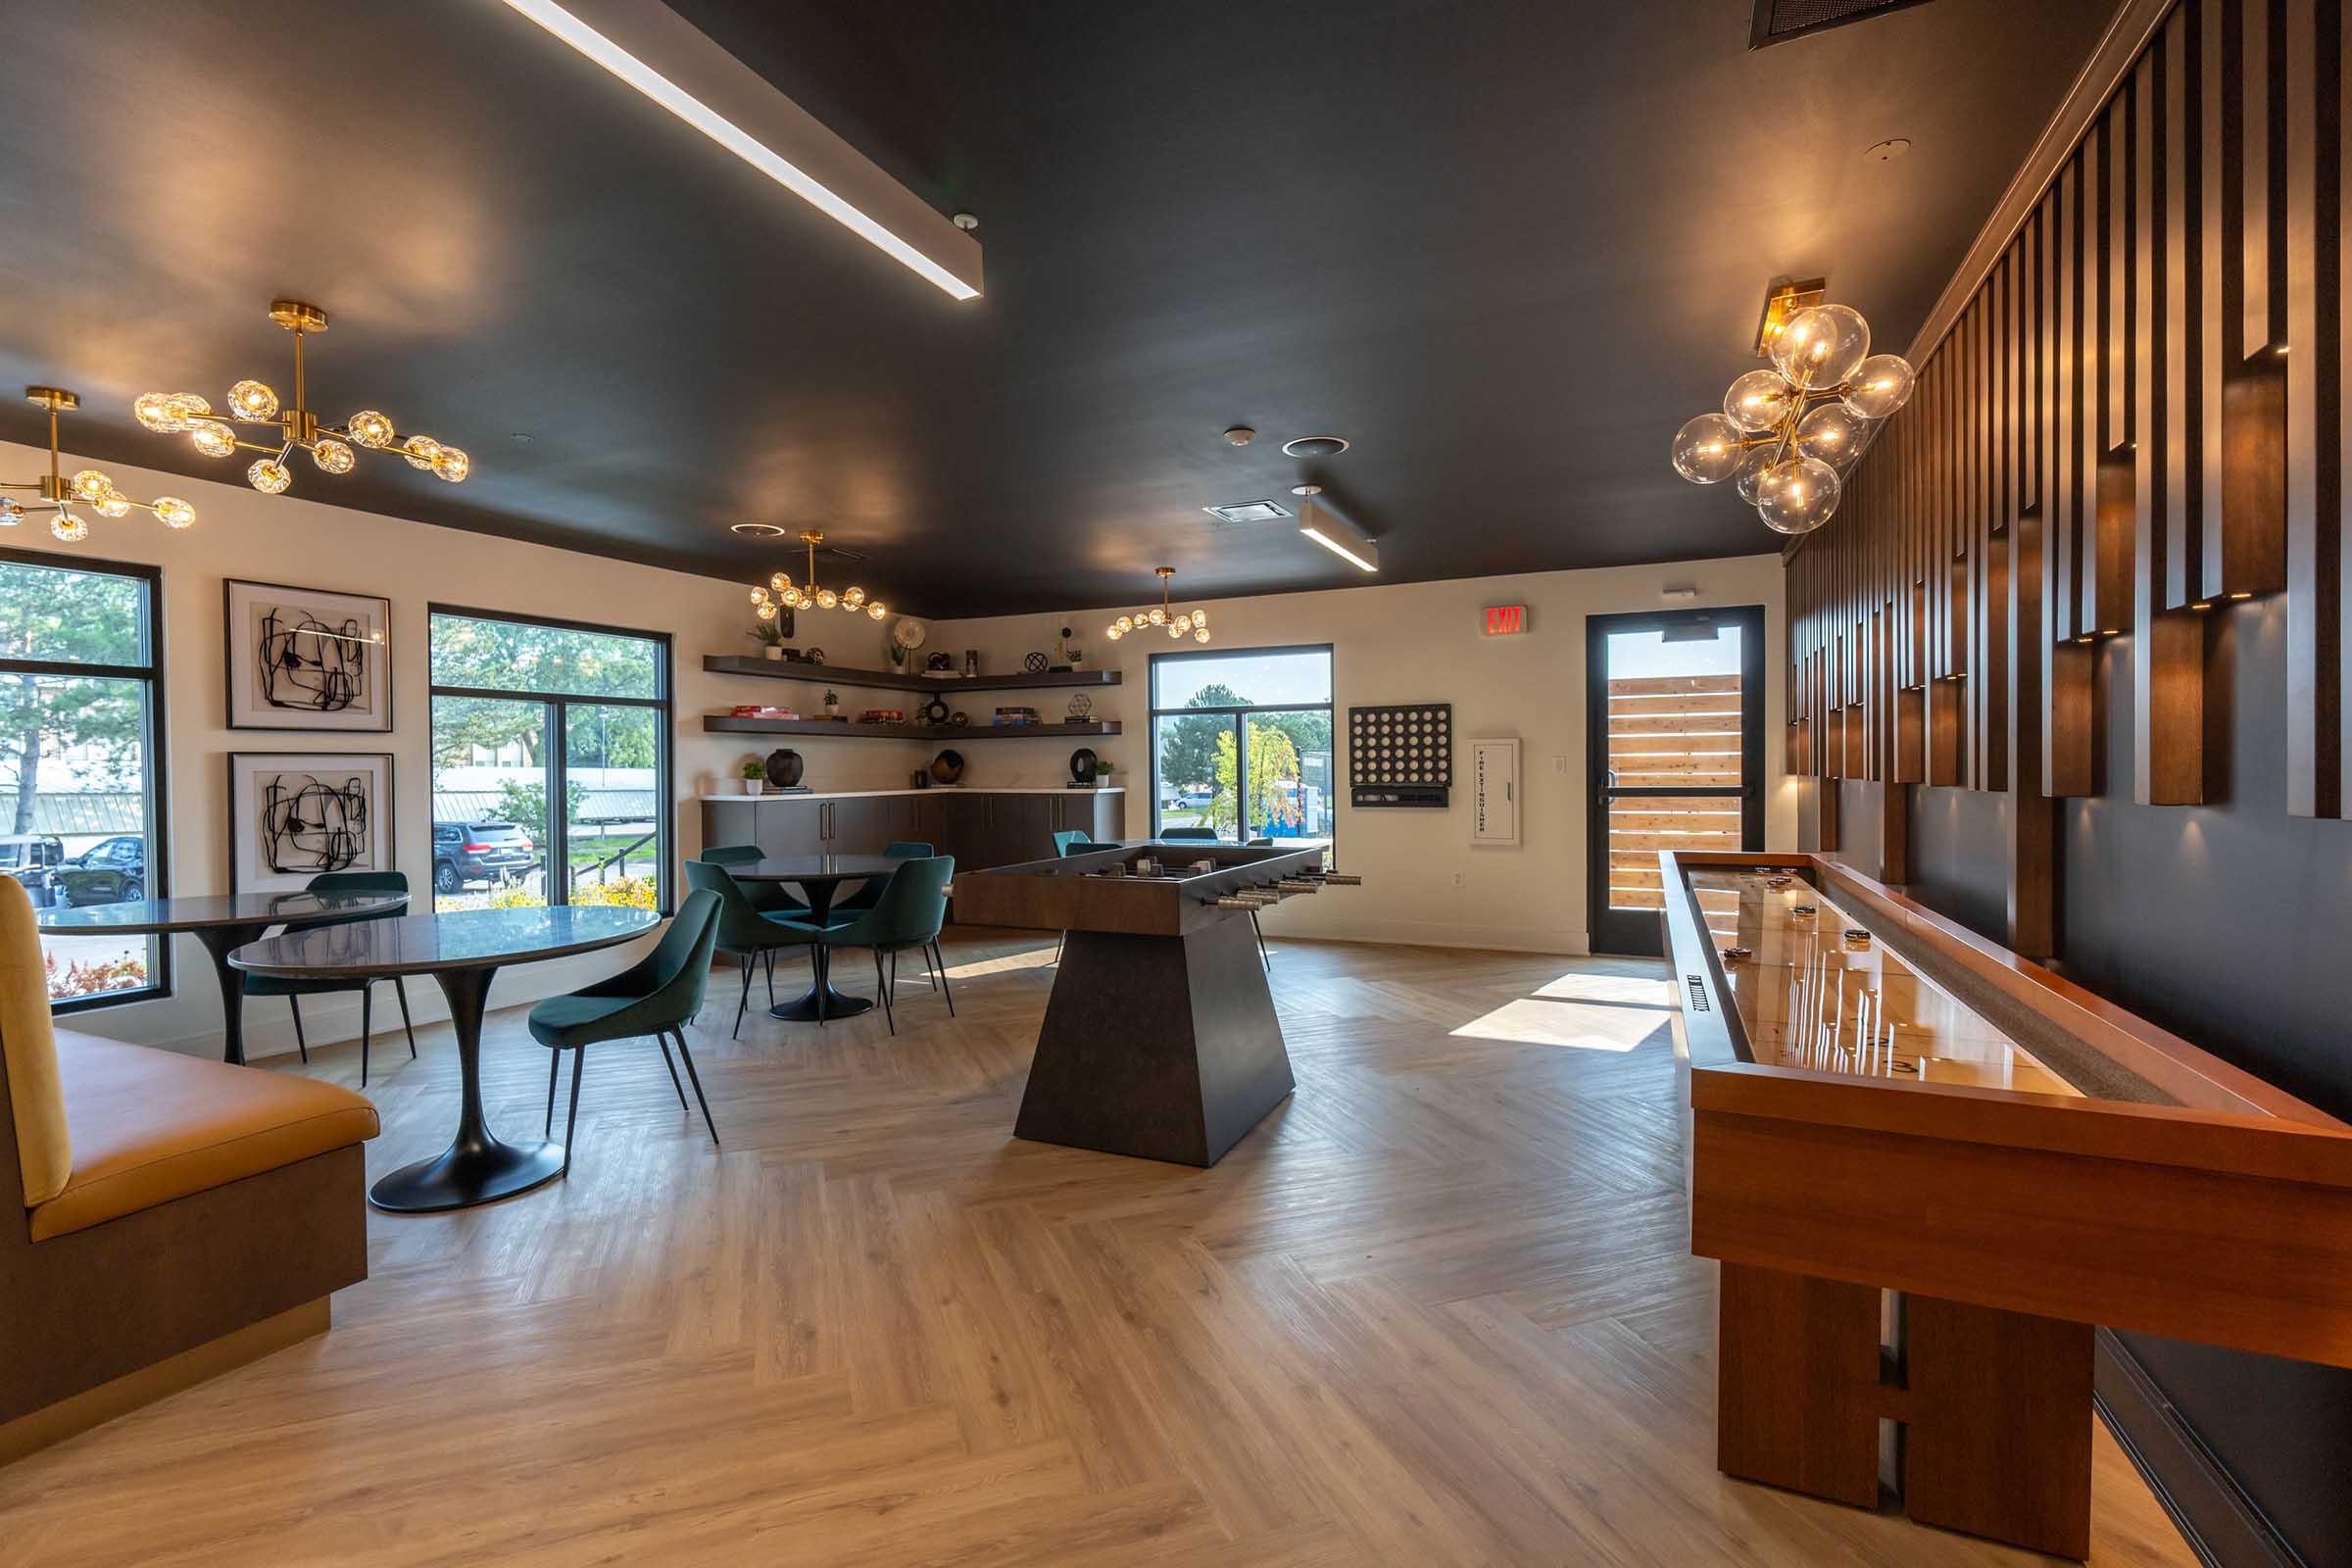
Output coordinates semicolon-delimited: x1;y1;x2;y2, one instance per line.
369;963;568;1213
767;942;874;1022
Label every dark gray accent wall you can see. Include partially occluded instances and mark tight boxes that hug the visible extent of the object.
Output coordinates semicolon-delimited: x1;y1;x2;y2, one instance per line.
1908;787;2009;940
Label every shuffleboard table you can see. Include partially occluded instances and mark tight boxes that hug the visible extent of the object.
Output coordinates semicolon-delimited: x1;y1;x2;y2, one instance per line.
953;841;1359;1166
1660;850;2352;1560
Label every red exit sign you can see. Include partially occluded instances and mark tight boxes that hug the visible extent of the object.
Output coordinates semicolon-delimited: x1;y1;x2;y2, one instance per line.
1483;605;1529;636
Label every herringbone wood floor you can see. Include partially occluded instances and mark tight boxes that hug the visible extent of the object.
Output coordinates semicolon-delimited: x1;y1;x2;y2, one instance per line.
1;930;2192;1566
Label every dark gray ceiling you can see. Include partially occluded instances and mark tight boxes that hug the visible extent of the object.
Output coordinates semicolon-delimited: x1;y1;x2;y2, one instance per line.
0;0;2117;616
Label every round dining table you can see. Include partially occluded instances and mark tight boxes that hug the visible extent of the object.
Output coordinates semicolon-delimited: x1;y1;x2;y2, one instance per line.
37;890;410;1066
230;904;660;1213
723;854;906;1021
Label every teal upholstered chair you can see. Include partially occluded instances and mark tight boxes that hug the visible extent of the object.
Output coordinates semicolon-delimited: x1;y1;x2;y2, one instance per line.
530;889;724;1169
683;858;823;1036
831;840;933;917
783;856;954;1034
1051;830;1093;857
699;843;808;917
1159;826;1218;841
241;869;416;1087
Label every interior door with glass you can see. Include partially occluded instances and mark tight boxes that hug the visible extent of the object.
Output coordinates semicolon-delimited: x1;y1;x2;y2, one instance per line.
1586;606;1764;956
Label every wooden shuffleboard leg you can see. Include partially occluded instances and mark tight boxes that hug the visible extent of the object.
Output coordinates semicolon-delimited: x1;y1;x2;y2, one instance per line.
1715;1262;1885;1509
1013;915;1294;1167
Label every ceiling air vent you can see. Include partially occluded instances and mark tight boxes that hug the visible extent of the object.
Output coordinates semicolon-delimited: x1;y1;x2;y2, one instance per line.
1202;499;1295;524
1749;0;1933;49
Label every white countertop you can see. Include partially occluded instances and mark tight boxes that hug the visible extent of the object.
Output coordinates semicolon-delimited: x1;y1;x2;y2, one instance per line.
698;787;1126;801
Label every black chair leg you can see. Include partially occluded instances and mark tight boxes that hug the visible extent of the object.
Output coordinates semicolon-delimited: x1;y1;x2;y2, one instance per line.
670;1028;719;1145
1053;931;1063;966
545;1048;563;1136
562;1046;588;1173
394;975;417;1058
734;952;752;1039
920;943;939;990
763;947;776;1006
653;1030;688;1111
287;996;309;1063
875;948;895;1035
934;941;955;1017
360;982;375;1088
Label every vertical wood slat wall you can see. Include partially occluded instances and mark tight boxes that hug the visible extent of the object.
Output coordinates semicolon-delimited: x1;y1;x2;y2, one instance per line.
1786;0;2337;949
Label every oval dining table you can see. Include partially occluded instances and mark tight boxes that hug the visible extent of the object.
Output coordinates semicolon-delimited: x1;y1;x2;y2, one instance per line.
722;854;907;1021
230;904;660;1213
37;890;410;1066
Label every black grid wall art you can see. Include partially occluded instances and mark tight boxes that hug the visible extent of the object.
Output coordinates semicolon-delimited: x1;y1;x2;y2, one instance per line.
1348;703;1451;808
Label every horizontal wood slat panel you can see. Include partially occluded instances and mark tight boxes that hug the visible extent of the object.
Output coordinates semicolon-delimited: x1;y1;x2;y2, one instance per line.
1606;675;1742;696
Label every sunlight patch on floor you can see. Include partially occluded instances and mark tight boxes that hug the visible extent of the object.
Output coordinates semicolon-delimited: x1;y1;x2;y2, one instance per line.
1530;972;1677;1007
942;944;1061;980
1449;997;1663;1051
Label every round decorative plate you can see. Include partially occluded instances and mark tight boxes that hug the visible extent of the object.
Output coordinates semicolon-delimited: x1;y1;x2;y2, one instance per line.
892;616;928;650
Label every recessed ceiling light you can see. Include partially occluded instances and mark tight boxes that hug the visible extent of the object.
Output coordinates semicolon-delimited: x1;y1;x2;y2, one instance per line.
510;432;536;444
500;0;982;301
1223;426;1256;447
729;521;788;537
1282;435;1348;459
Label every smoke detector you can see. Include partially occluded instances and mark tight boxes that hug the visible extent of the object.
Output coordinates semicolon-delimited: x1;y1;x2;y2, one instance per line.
1223;426;1256;446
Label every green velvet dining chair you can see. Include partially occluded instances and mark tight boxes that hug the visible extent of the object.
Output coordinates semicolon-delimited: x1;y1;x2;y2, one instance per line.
830;840;933;915
240;869;416;1087
1159;826;1219;841
683;858;828;1037
782;856;954;1035
698;843;808;916
530;889;724;1170
1049;831;1093;963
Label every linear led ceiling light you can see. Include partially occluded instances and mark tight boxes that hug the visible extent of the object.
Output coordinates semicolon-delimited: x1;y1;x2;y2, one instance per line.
500;0;983;302
1292;485;1379;572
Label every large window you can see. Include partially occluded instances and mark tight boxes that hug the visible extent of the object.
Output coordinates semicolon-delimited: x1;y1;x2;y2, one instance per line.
1150;645;1334;847
0;551;167;1009
427;607;670;915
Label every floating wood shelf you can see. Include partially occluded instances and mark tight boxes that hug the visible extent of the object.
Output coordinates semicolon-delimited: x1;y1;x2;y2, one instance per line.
705;714;1122;742
703;655;1121;695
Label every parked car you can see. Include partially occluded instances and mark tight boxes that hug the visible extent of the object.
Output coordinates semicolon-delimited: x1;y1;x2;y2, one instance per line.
0;834;67;906
53;834;145;906
432;820;538;895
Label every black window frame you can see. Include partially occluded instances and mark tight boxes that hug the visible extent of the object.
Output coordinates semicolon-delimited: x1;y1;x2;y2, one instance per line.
425;603;674;914
1147;642;1337;847
0;547;171;1015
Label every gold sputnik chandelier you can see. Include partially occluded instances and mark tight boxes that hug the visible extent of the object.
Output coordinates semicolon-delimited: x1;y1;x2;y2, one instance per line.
1669;294;1916;535
750;530;889;623
136;300;470;498
1105;567;1210;644
2;387;194;543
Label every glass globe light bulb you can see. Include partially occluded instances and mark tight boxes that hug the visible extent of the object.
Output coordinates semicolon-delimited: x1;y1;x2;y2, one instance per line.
1723;368;1796;433
1770;304;1871;391
432;446;470;483
756;602;777;622
1148;607;1166;626
0;501;22;526
1191;608;1206;624
347;411;396;448
1671;413;1747;483
843;586;866;608
154;497;195;529
191;421;238;459
1105;624;1123;641
1733;445;1783;504
1115;615;1133;633
51;512;89;543
1794;403;1875;469
769;571;790;592
1757;456;1841;535
1169;620;1185;639
228;379;279;421
1172;612;1191;631
750;586;768;606
313;437;357;474
69;469;112;503
867;601;887;619
96;490;133;518
1841;354;1917;419
401;434;442;470
135;392;205;433
1195;627;1211;643
816;588;838;610
247;459;292;495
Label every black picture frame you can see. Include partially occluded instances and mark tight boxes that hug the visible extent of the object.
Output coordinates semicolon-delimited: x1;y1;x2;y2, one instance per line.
226;751;397;894
223;578;394;733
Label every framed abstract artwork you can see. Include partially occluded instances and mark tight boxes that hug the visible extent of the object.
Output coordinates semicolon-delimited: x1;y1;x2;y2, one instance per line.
227;752;395;894
224;578;393;731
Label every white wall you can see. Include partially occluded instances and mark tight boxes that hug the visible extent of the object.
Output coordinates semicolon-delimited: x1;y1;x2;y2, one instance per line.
3;436;929;1060
932;553;1791;954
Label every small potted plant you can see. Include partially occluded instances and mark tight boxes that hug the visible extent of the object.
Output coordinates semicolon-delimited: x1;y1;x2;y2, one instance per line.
739;759;766;795
748;619;787;661
823;688;842;718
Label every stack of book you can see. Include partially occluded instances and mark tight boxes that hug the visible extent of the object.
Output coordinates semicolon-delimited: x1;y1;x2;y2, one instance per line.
993;706;1040;726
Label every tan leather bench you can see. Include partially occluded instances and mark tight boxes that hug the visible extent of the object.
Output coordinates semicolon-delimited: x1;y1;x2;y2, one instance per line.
0;879;379;1460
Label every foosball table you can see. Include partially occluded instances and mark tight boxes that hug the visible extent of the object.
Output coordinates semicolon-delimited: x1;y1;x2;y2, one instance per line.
1660;850;2352;1560
952;841;1360;1166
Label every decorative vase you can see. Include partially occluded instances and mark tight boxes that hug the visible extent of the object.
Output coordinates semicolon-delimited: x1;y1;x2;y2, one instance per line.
763;645;784;662
764;748;805;789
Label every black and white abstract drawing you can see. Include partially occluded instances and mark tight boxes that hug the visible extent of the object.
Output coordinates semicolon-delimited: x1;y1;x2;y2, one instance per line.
228;752;394;893
225;579;392;731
